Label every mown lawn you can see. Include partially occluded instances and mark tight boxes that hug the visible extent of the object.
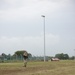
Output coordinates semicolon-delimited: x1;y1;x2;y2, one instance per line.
0;60;75;75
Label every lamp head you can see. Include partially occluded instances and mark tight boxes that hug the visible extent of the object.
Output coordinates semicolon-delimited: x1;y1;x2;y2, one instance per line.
41;15;45;17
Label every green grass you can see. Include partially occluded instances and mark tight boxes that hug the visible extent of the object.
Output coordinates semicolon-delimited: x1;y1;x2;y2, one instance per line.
0;60;75;75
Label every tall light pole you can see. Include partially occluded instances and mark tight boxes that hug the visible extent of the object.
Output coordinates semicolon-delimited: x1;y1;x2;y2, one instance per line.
74;49;75;60
41;15;46;62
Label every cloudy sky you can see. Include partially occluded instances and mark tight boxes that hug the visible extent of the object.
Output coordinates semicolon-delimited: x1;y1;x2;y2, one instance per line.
0;0;75;56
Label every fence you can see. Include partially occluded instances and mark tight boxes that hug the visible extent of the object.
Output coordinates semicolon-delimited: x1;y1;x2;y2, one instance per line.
0;55;50;63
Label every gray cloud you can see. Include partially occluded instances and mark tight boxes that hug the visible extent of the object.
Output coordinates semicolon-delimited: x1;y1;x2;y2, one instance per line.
0;34;60;55
0;0;75;56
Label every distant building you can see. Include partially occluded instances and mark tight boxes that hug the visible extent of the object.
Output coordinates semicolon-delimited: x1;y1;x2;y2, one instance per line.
51;58;60;61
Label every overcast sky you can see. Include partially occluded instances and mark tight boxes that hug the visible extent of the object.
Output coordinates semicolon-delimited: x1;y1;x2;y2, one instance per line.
0;0;75;56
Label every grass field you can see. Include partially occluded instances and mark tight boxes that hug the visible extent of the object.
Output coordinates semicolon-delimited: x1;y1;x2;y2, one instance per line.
0;60;75;75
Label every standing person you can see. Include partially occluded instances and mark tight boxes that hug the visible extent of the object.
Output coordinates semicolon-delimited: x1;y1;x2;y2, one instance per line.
23;51;28;67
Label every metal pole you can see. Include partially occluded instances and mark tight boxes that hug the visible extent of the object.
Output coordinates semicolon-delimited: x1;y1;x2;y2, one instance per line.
74;49;75;60
42;15;46;62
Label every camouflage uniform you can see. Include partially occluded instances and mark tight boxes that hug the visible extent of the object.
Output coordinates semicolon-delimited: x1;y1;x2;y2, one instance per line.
23;51;28;67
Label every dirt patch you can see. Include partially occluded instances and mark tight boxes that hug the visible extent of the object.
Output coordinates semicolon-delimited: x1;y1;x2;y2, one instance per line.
0;66;50;75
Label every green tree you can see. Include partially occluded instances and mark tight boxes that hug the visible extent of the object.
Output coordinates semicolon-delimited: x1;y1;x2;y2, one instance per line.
14;50;32;60
63;54;69;59
55;53;69;60
14;50;25;56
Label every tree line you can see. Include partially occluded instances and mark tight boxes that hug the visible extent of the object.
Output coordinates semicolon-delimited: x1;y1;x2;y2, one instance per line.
0;50;32;62
0;50;74;62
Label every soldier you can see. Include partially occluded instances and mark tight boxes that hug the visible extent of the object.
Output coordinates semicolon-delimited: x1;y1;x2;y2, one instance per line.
23;51;28;67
